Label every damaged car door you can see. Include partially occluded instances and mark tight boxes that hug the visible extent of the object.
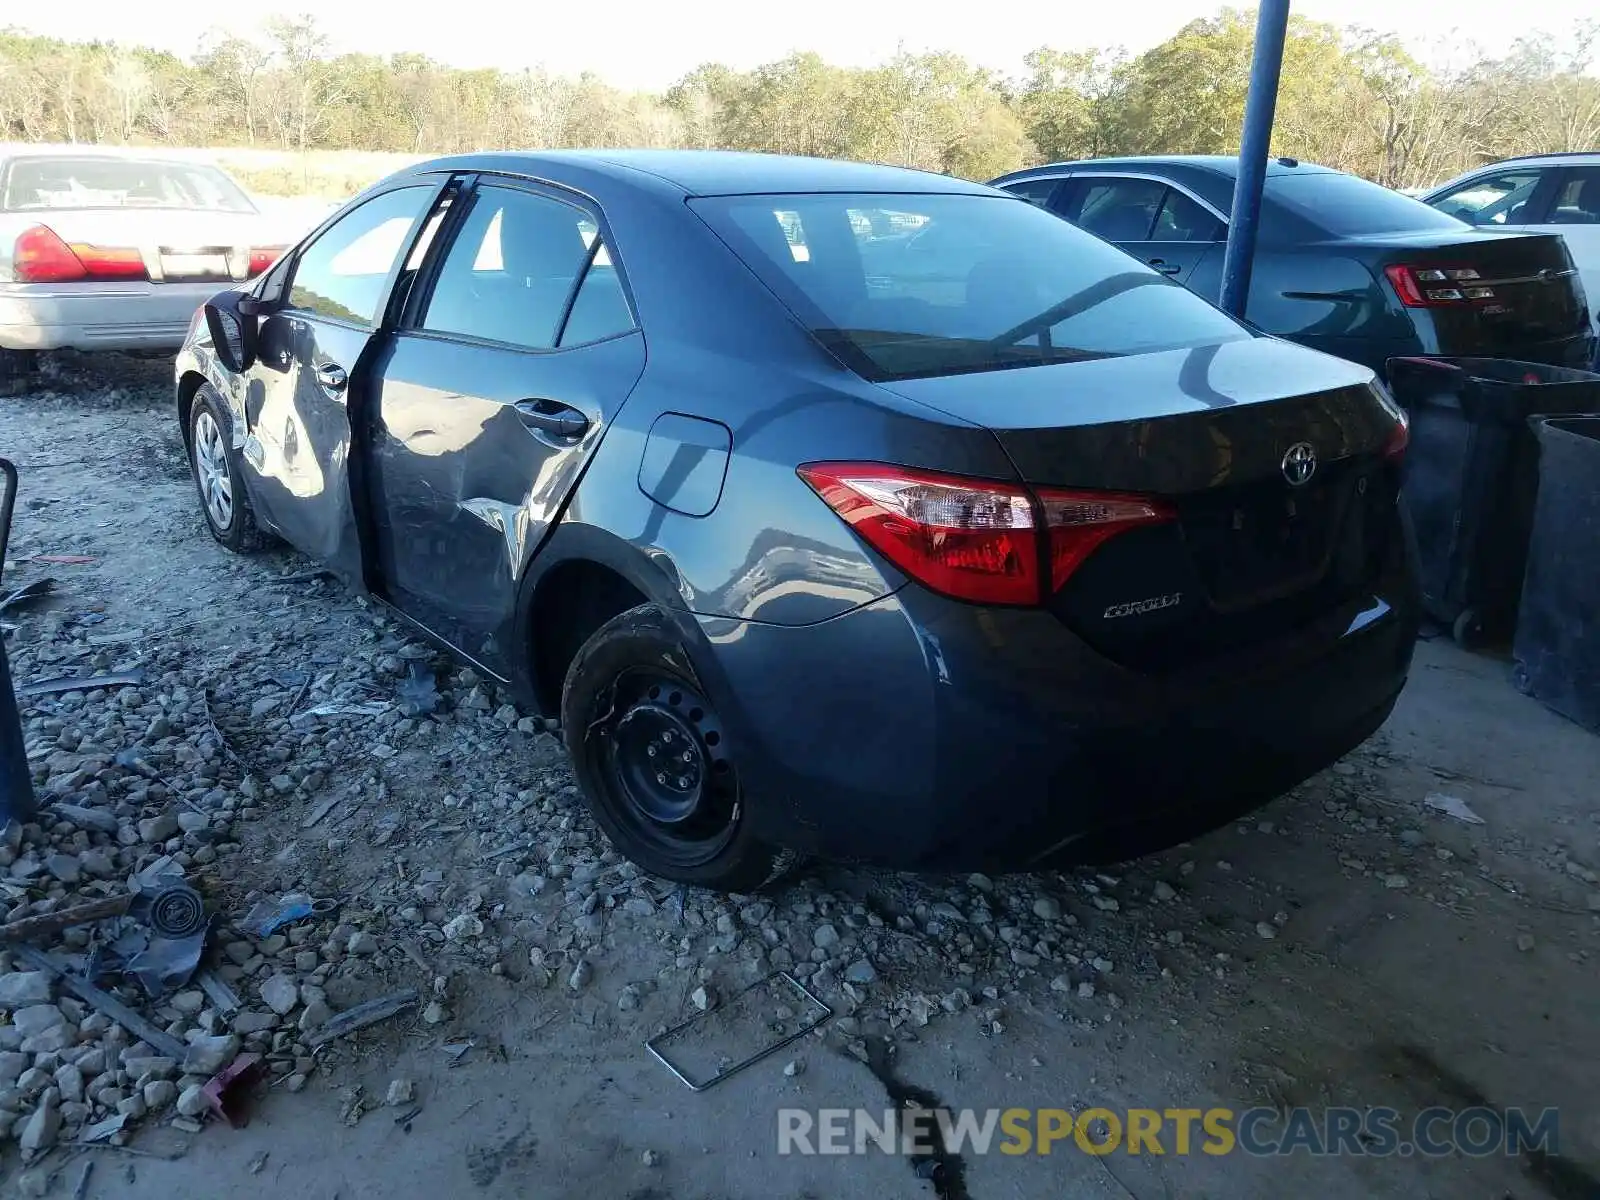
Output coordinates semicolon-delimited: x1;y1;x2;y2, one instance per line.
367;179;645;669
236;184;442;581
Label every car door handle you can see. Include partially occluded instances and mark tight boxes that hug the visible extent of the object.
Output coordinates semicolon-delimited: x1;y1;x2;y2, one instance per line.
315;363;348;394
514;398;588;440
1148;259;1182;275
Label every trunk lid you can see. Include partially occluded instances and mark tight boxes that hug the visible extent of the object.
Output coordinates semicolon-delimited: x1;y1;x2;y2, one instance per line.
1367;229;1590;350
882;337;1405;670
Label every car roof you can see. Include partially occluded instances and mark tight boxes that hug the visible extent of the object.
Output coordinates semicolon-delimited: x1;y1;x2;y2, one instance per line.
1420;152;1600;199
0;143;230;164
401;149;997;198
993;155;1338;183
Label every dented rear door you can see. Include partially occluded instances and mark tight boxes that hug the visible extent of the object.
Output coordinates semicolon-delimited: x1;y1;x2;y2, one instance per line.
366;179;645;670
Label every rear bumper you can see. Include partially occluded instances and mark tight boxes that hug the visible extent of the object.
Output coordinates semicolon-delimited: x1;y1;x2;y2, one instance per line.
695;510;1421;870
0;281;217;352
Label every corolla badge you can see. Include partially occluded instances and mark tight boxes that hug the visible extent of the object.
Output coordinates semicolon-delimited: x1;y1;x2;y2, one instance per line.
1281;441;1317;486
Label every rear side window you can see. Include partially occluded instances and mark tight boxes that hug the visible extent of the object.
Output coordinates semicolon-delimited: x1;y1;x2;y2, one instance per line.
1074;178;1164;241
999;178;1063;208
1549;169;1600;225
1429;170;1543;226
692;191;1250;382
288;186;436;326
1267;171;1469;236
421;186;632;350
1154;189;1224;241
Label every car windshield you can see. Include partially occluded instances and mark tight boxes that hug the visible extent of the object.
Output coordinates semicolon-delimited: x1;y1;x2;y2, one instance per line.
1;157;256;214
1266;171;1468;237
691;192;1250;382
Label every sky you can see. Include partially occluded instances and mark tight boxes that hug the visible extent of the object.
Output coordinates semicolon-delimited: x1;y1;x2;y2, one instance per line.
22;0;1598;91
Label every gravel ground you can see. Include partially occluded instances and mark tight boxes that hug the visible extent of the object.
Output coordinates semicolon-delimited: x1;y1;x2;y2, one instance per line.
0;354;1597;1199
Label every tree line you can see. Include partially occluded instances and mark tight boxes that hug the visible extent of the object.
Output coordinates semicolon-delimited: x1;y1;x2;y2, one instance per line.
2;9;1597;189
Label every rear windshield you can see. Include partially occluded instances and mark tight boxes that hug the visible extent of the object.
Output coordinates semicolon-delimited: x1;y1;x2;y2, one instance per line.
1266;171;1468;237
1;157;255;214
691;192;1250;382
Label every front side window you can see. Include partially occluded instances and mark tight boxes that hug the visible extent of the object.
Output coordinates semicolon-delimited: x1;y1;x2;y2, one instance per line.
1430;170;1542;226
0;156;255;213
693;191;1250;382
421;186;632;350
287;187;436;326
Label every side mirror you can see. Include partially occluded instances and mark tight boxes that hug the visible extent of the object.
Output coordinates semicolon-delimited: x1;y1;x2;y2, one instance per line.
203;291;260;373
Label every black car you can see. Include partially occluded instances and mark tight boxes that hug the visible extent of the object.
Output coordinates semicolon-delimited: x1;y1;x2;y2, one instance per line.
179;150;1420;891
989;156;1595;379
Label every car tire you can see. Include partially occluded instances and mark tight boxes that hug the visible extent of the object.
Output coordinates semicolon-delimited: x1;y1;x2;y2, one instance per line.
188;385;270;554
560;603;789;893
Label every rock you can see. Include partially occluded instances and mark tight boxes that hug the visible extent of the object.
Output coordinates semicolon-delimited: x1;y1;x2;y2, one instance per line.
53;1064;84;1103
20;1026;71;1054
1032;896;1062;921
176;1083;208;1118
234;1011;277;1036
783;1059;804;1077
44;854;81;884
386;1078;415;1106
14;1169;50;1197
641;1149;661;1167
1049;975;1072;994
1153;881;1177;902
617;984;642;1012
177;811;210;834
170;990;206;1016
138;812;179;844
116;1094;148;1120
1091;956;1113;974
690;985;714;1012
181;1035;239;1076
812;924;840;951
1515;932;1536;953
0;972;53;1008
18;1098;60;1152
567;960;593;991
295;951;320;973
0;1051;27;1085
1077;981;1096;1000
1381;874;1410;890
967;873;994;892
442;913;484;941
844;960;878;985
285;1073;308;1093
11;1006;65;1038
122;1055;176;1080
421;1001;447;1025
298;1000;333;1033
346;931;379;956
1588;893;1600;914
260;974;299;1016
1165;930;1184;946
1092;896;1120;912
1255;921;1278;940
144;1079;177;1110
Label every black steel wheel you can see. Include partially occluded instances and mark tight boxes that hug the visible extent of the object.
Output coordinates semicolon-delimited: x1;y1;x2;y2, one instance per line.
561;604;788;891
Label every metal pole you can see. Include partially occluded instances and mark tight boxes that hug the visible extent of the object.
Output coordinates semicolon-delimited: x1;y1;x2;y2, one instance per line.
1218;0;1292;317
0;457;37;825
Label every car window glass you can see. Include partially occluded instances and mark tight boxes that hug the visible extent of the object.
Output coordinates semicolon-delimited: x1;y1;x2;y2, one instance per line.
1001;179;1061;208
1549;169;1600;224
693;192;1250;383
287;186;435;325
1153;188;1223;241
1074;179;1164;241
559;254;634;346
422;186;594;349
1267;171;1467;236
1431;170;1543;226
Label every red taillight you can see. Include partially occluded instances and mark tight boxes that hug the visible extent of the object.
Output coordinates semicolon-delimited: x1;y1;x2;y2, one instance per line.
1384;263;1496;309
1035;488;1175;593
1383;412;1410;461
13;225;146;282
247;246;286;276
797;462;1173;606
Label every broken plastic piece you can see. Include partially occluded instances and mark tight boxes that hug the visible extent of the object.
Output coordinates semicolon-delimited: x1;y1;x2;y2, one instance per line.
0;577;52;614
288;700;390;727
241;892;339;938
397;661;439;715
1423;792;1486;825
203;1053;266;1128
16;669;144;698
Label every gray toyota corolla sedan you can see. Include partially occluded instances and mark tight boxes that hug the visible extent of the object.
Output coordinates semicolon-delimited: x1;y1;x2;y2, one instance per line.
175;150;1420;891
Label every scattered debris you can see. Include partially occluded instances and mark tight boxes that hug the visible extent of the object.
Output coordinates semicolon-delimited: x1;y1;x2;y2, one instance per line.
0;892;133;943
1423;792;1486;825
240;892;339;937
10;943;187;1058
647;971;832;1092
196;968;242;1016
289;700;390;728
247;1151;269;1175
0;577;53;614
70;1160;93;1200
32;553;95;564
397;661;439;715
15;669;144;699
203;1054;267;1128
307;989;421;1047
386;1078;416;1106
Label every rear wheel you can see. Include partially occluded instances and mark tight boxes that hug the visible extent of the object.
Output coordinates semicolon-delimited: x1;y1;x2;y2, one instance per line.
188;386;269;553
560;604;785;892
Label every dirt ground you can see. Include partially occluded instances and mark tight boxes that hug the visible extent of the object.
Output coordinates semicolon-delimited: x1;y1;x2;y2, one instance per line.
1;354;1597;1199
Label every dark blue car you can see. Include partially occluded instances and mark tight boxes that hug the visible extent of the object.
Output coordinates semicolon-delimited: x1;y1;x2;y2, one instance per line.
989;156;1595;379
177;151;1419;891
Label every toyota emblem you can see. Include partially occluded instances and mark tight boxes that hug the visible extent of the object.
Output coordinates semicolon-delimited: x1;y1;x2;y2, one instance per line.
1282;442;1317;486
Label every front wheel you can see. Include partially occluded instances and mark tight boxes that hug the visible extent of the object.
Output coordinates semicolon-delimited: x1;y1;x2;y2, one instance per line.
560;604;785;892
188;385;269;553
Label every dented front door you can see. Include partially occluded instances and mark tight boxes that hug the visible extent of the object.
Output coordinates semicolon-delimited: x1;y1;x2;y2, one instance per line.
366;180;645;671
